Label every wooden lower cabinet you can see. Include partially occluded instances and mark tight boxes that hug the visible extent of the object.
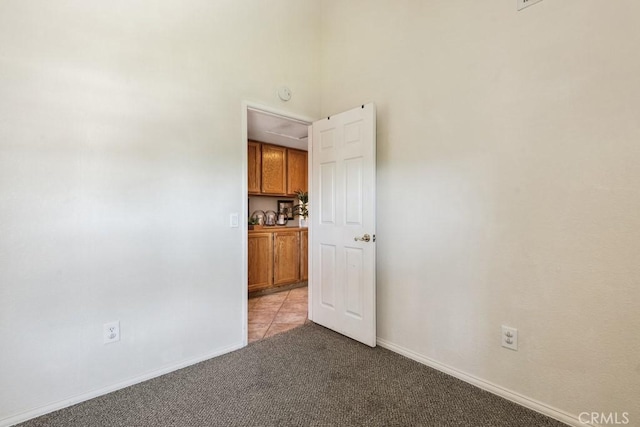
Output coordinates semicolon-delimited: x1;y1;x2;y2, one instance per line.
248;228;308;293
248;232;273;293
273;231;300;285
300;229;308;281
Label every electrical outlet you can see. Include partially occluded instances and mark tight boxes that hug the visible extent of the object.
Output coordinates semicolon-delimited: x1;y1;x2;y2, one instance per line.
501;325;518;351
517;0;543;11
103;321;120;344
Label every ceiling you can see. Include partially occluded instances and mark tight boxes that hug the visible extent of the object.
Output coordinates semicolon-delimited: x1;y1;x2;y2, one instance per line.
247;108;310;151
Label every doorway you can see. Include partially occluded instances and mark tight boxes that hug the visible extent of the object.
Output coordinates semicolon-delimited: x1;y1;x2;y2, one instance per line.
242;103;313;344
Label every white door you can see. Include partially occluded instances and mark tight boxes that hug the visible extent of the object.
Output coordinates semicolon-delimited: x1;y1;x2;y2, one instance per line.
309;103;376;347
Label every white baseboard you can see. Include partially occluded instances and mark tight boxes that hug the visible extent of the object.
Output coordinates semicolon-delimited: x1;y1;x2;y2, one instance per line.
376;337;589;427
0;342;244;427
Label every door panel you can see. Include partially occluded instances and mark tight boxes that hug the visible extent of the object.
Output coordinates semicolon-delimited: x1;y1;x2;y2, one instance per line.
345;158;363;225
320;128;336;150
319;162;336;224
345;247;364;319
310;103;376;347
319;244;336;308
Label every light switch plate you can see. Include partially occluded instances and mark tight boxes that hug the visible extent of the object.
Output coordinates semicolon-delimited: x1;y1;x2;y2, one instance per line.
230;213;239;228
517;0;543;11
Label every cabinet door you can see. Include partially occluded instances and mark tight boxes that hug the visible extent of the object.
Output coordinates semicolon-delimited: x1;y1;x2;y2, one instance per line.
273;231;300;285
247;141;261;194
261;144;287;195
287;149;308;195
248;233;273;292
300;230;308;281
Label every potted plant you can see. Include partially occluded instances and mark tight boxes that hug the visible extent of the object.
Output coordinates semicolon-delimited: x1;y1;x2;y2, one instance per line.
292;190;309;227
248;217;260;230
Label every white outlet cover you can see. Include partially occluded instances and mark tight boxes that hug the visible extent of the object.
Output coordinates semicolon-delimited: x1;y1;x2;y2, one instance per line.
103;321;120;344
517;0;543;11
501;325;518;351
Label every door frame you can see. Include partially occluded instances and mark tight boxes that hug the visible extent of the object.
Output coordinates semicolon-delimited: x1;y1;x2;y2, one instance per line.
240;101;315;346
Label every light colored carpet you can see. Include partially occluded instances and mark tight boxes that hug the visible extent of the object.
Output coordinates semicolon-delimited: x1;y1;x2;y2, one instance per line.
19;323;567;426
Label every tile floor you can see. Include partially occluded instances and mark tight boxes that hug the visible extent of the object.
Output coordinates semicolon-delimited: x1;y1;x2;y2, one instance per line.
248;286;308;343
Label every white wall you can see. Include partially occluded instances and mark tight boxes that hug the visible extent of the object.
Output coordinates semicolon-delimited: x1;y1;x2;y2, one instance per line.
0;0;320;423
320;0;640;422
4;0;640;424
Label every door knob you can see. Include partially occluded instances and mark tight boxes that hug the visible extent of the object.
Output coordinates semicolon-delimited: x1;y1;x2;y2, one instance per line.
354;234;371;242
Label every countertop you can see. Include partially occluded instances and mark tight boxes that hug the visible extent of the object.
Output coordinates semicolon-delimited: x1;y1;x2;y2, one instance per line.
248;226;308;233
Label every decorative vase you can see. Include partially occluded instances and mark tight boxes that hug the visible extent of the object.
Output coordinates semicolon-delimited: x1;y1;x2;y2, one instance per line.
299;217;307;228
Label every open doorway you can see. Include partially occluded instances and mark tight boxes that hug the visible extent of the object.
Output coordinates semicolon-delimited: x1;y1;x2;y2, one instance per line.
243;104;312;343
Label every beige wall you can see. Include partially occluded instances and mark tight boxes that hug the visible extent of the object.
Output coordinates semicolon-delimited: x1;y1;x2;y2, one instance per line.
320;0;640;422
0;0;320;422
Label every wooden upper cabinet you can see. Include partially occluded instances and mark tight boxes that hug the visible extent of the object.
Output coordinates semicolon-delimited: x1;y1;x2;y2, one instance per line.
248;232;273;292
273;230;300;285
287;149;308;195
261;144;287;195
248;142;308;196
300;229;308;281
247;141;261;194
